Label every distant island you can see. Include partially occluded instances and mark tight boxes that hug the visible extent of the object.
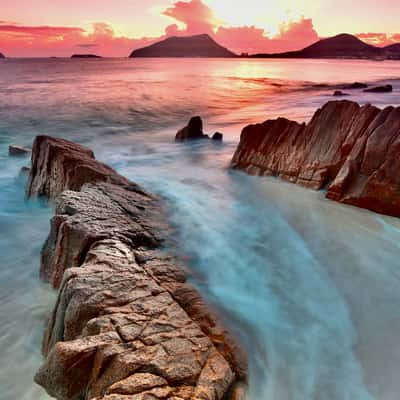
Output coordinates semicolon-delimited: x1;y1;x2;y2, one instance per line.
71;54;102;59
0;53;5;59
130;34;237;58
250;33;400;60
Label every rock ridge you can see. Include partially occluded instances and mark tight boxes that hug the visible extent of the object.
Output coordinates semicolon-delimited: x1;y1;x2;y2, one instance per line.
231;100;400;217
28;135;246;400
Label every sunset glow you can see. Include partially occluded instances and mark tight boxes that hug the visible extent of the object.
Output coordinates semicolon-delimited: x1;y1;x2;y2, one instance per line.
1;0;399;57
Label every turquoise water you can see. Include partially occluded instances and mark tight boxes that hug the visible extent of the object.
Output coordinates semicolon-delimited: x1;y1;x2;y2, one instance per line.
1;58;400;400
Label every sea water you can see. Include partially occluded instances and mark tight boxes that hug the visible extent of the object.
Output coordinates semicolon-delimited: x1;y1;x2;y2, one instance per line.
1;58;400;400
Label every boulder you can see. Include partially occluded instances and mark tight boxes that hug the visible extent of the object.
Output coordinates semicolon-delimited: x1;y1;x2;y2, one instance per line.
9;145;31;156
231;100;400;217
175;116;209;141
364;84;393;93
28;136;246;400
212;132;224;141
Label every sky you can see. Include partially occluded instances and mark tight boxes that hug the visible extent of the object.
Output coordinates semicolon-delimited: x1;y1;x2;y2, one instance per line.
1;0;400;57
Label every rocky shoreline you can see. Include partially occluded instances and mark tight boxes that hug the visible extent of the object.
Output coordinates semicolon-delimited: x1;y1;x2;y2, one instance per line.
231;100;400;218
28;136;246;400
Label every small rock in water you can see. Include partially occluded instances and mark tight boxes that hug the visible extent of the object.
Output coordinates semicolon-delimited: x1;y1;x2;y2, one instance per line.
175;116;209;141
20;166;30;174
212;132;223;141
333;90;349;97
364;84;393;93
345;82;368;89
9;145;31;156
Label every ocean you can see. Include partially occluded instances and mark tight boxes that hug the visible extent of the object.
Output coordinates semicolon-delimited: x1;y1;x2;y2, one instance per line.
1;58;400;400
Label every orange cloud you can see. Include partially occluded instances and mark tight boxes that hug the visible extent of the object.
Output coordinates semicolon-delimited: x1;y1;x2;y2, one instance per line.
161;1;319;54
216;18;319;54
356;32;400;47
163;0;217;35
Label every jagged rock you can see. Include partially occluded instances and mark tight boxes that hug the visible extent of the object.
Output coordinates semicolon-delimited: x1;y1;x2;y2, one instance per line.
28;136;246;400
175;116;209;141
9;145;31;156
231;100;400;217
333;90;349;96
212;132;224;141
27;135;130;199
364;84;393;93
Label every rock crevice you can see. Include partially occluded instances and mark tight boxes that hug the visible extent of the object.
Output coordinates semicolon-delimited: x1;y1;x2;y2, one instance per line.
28;136;245;400
231;100;400;217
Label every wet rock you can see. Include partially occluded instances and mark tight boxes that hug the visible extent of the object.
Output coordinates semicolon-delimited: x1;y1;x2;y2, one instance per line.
231;100;400;217
333;90;349;96
345;82;368;89
364;84;393;93
212;132;224;141
20;166;30;174
9;145;31;156
28;135;246;400
175;116;209;141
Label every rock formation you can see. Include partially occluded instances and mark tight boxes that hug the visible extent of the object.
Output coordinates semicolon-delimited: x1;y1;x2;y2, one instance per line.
28;136;246;400
176;117;224;142
231;100;400;218
0;52;5;59
9;144;31;156
364;84;393;93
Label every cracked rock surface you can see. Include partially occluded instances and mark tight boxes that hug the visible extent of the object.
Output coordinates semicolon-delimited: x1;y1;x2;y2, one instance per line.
28;136;246;400
231;100;400;217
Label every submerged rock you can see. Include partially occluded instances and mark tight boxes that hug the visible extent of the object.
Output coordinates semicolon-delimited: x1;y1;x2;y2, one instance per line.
231;100;400;217
333;90;349;96
9;145;31;156
345;82;368;89
364;84;393;93
28;136;246;400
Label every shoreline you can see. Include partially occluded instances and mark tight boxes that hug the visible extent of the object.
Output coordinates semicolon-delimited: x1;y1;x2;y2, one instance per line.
27;136;246;400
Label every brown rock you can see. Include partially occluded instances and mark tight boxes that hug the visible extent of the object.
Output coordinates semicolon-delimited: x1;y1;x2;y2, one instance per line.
231;100;400;217
28;136;246;399
26;135;130;199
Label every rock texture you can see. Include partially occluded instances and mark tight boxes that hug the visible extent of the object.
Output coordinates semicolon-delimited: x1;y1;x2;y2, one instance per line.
28;136;245;400
231;100;400;218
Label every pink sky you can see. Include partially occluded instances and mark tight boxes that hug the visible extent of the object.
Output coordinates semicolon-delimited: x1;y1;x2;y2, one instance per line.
1;0;400;57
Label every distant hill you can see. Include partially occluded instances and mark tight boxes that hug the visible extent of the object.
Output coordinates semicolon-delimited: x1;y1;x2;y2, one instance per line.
71;54;102;59
383;43;400;59
0;53;5;59
130;34;237;58
251;34;400;59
